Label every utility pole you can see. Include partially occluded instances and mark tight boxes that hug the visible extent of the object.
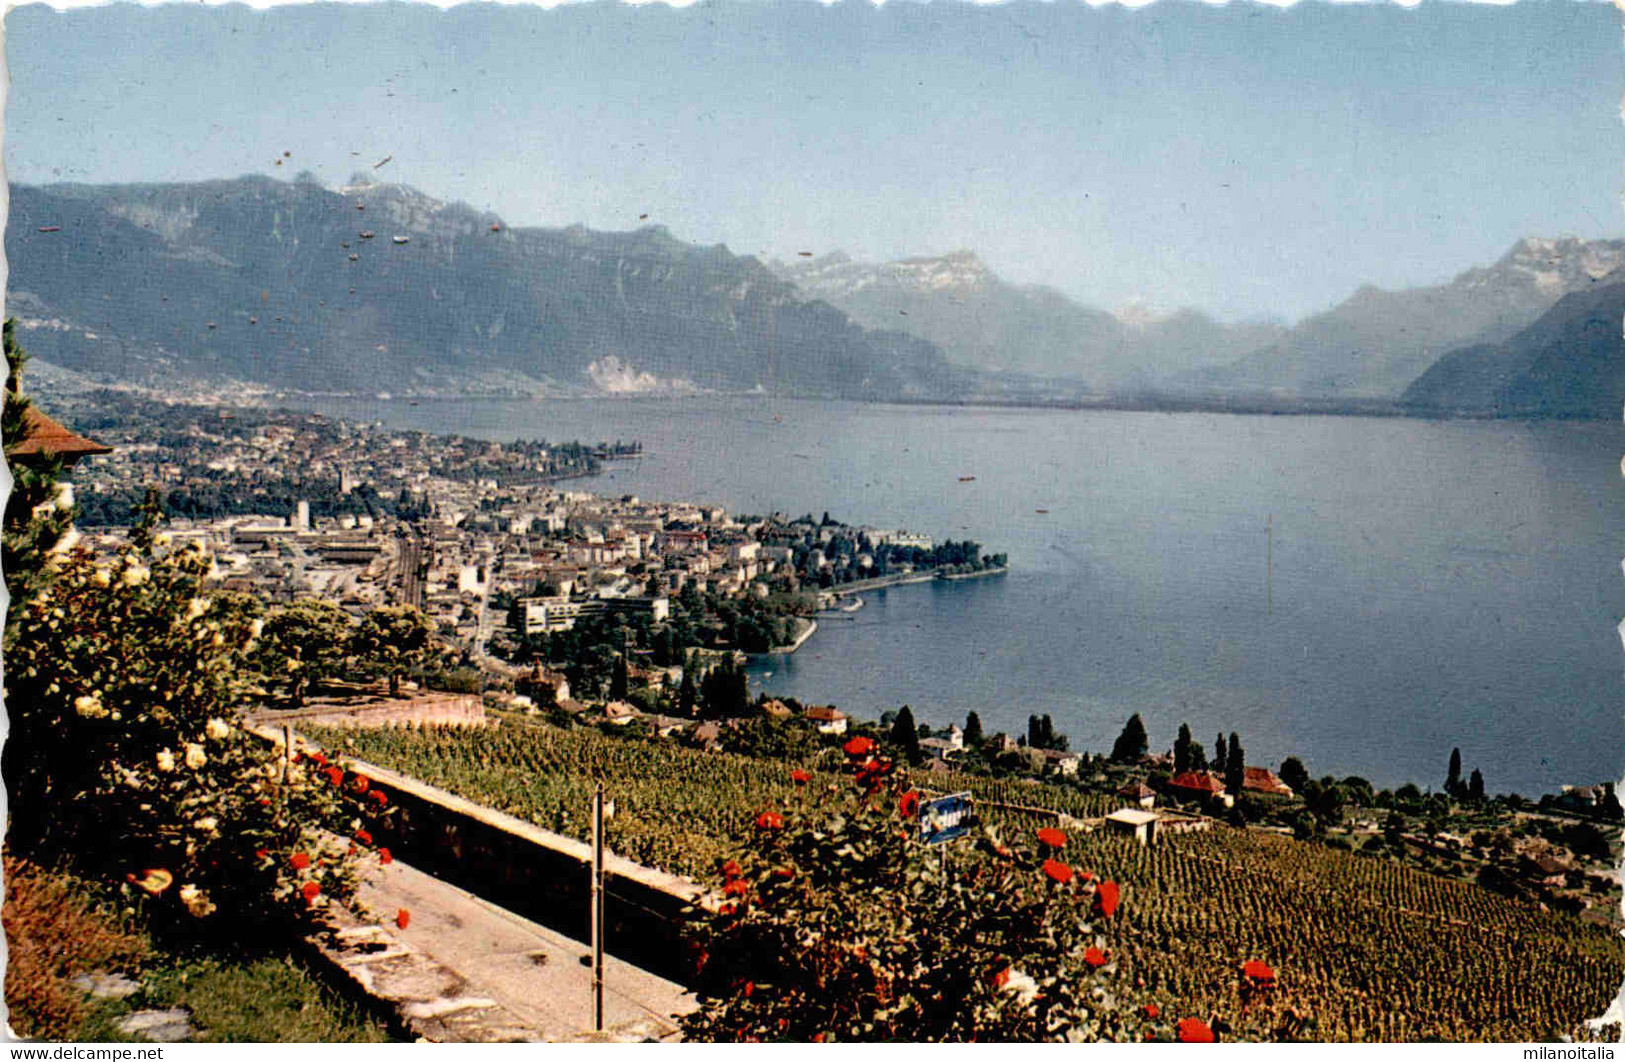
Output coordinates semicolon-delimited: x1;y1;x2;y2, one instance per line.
590;783;605;1031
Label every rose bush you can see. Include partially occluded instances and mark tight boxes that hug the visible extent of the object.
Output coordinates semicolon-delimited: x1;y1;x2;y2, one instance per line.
679;744;1149;1042
3;534;384;936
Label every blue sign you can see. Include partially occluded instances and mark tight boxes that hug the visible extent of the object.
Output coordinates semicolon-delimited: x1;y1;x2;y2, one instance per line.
919;791;976;846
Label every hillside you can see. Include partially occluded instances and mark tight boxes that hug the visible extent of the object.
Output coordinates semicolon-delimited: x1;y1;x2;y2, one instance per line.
1402;274;1625;418
5;177;961;401
774;250;1283;391
1186;237;1625;399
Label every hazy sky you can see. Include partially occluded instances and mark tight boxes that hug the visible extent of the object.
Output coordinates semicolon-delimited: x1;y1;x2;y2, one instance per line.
5;0;1621;321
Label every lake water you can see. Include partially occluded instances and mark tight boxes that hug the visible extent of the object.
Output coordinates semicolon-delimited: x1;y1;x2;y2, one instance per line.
295;394;1625;796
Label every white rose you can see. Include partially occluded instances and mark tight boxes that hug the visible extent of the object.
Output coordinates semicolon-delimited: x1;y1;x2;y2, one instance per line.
91;567;111;588
73;694;107;719
178;883;215;918
184;743;207;770
999;969;1040;1006
194;817;218;834
185;597;210;621
206;718;230;741
156;749;176;773
122;565;150;588
247;618;265;640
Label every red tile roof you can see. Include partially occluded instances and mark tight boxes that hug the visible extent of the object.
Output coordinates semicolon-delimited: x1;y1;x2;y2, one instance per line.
1169;771;1225;795
6;406;111;462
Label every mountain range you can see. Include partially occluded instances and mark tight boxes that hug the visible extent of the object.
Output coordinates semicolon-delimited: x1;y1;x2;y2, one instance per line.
5;176;960;401
7;175;1625;417
771;250;1285;392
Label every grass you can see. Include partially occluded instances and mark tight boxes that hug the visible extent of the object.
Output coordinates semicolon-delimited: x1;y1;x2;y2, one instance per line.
4;854;398;1043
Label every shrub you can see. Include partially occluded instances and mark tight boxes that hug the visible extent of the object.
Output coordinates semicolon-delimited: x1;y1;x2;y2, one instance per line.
679;745;1146;1042
3;537;380;935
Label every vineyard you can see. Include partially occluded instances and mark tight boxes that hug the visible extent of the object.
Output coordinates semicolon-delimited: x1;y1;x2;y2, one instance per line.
312;718;1623;1041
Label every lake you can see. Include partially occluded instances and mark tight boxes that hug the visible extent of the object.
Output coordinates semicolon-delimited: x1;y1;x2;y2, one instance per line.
293;394;1625;796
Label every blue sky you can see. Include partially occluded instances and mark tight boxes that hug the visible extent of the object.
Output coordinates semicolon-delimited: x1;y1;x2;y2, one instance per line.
5;0;1621;321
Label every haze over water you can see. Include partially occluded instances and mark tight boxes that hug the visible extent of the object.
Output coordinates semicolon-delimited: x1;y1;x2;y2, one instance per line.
299;395;1625;796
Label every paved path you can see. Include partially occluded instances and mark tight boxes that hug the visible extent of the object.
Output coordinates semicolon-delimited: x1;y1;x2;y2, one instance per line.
328;856;695;1042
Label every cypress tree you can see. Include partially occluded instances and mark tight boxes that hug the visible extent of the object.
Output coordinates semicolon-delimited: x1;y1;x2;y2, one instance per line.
892;705;922;764
677;655;696;717
964;711;984;749
1214;733;1228;775
1447;748;1463;798
1225;732;1246;795
1174;723;1193;775
1468;768;1485;802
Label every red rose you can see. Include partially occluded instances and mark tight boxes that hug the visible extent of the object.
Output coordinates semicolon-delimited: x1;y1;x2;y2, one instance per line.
722;860;742;880
290;852;311;870
1177;1018;1215;1044
899;790;920;818
378;848;394;865
1084;947;1108;969
791;769;811;785
843;736;875;757
755;811;784;830
1143;1004;1160;1019
354;830;373;847
1036;827;1066;848
309;752;327;767
991;966;1011;989
723;879;749;898
370;790;388;806
352;774;370;794
1042;859;1073;884
396;908;411;930
1096;879;1120;918
1242;960;1276;982
301;881;321;901
325;766;344;786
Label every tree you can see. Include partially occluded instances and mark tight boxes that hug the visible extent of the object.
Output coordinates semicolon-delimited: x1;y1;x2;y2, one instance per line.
1110;714;1147;763
353;604;438;696
1174;723;1193;776
1279;756;1309;794
611;652;631;701
1446;748;1463;798
1468;768;1485;803
678;653;698;717
701;655;750;718
964;711;984;749
892;705;922;765
1213;733;1228;776
1224;732;1245;796
3;319;75;609
260;599;354;706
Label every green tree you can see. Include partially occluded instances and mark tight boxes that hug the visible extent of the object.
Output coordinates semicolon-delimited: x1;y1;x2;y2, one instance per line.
1225;732;1245;796
1446;748;1463;798
353;604;438;696
678;653;698;717
892;705;921;765
1279;756;1309;794
261;599;354;706
1468;768;1485;803
1173;723;1193;776
611;652;631;701
3;319;75;609
1213;733;1227;776
964;711;984;749
1110;714;1147;763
